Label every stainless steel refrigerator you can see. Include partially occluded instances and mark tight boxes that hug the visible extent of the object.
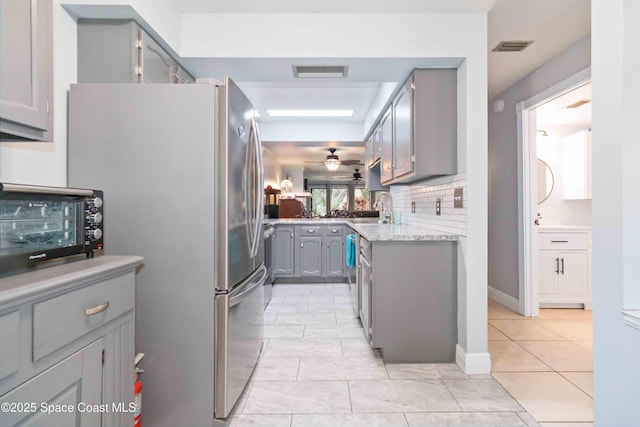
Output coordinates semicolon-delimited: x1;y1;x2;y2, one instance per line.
68;78;265;426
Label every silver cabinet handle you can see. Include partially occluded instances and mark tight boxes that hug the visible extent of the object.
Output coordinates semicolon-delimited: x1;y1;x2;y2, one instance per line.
551;240;569;243
301;243;304;247
307;229;315;233
555;258;559;274
85;302;109;316
331;229;339;233
561;258;565;275
290;233;294;238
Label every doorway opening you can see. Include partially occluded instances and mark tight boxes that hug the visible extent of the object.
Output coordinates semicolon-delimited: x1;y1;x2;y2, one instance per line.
517;68;592;317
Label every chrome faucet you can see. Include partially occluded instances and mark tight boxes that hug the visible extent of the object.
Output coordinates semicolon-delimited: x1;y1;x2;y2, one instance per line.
374;191;394;224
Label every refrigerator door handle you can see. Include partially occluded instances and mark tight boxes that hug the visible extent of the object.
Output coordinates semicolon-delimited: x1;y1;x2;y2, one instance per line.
244;121;255;255
251;117;264;258
230;264;267;307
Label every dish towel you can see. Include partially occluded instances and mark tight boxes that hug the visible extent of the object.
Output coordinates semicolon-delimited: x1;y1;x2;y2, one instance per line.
346;234;357;268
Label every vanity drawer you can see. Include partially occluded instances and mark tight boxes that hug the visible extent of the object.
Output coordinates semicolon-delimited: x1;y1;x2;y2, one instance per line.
325;226;344;236
32;272;134;361
298;226;323;236
539;232;589;250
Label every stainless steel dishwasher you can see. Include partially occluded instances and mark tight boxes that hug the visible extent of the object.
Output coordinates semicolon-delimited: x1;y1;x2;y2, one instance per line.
359;237;373;345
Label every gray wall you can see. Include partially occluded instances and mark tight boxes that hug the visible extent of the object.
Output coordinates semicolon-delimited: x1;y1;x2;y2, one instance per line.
488;36;591;299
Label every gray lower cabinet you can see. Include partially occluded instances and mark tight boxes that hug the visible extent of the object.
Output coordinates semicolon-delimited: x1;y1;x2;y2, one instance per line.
77;19;195;84
358;238;457;363
0;0;53;141
272;224;346;281
300;236;322;276
273;226;295;276
0;339;103;427
0;256;142;427
325;235;345;277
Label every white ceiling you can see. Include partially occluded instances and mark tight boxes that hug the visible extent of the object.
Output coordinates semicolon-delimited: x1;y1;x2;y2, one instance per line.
488;0;591;97
174;0;495;14
536;82;592;127
176;0;591;180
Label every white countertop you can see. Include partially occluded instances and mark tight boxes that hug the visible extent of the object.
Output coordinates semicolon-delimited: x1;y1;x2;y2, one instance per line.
265;218;459;242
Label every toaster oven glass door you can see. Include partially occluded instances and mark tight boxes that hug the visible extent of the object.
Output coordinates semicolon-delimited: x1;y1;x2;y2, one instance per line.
0;196;83;257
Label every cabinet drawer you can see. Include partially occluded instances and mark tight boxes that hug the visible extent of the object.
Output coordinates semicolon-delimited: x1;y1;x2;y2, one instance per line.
298;226;322;236
359;237;372;261
325;226;344;236
33;272;134;361
539;232;588;250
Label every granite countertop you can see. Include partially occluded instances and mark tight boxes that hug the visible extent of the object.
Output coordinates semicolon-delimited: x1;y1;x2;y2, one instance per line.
0;255;143;306
265;218;459;242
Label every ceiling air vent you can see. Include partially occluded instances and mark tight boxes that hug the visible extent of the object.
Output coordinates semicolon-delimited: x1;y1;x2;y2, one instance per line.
566;100;591;109
292;65;349;78
492;40;534;52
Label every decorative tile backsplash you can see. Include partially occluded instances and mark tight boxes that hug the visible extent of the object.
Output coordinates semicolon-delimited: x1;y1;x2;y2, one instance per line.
389;173;467;236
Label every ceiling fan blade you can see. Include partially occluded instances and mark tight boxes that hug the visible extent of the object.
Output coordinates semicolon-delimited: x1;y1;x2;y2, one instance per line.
340;160;364;166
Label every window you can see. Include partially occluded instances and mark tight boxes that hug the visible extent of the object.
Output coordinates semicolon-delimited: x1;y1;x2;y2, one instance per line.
354;187;371;211
330;186;349;211
310;187;327;217
308;183;373;216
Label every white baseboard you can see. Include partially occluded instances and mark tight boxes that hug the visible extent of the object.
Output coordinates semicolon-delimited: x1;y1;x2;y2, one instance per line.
488;286;521;313
456;344;491;374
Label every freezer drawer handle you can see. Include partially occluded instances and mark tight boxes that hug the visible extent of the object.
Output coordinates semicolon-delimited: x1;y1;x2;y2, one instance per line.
229;266;267;307
85;302;109;316
551;240;569;243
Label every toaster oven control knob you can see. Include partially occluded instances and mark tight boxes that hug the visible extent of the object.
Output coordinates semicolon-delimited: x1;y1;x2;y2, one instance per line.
87;213;103;224
90;197;103;209
88;228;103;240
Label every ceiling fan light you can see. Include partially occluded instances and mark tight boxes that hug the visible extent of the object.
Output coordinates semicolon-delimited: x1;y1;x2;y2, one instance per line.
325;159;341;171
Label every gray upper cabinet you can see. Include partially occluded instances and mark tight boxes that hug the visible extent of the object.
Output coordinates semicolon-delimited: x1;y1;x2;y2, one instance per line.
77;19;195;84
0;0;53;141
376;68;457;185
380;106;394;184
393;79;413;179
300;236;322;276
273;226;295;276
371;127;382;166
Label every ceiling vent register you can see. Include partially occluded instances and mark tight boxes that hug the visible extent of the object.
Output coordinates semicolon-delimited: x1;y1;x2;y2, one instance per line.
292;65;349;78
492;40;534;52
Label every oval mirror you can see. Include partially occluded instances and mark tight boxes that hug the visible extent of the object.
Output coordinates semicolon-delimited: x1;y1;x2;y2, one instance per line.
537;159;554;204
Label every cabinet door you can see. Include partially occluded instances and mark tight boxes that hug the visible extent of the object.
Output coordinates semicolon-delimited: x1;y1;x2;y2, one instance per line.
559;252;588;295
273;227;295;276
325;236;345;277
140;29;176;83
539;252;560;297
0;339;102;427
393;78;414;179
0;0;52;141
380;107;394;183
300;236;322;276
372;127;381;164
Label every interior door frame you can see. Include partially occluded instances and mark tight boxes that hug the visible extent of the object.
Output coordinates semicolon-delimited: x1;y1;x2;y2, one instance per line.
516;67;591;317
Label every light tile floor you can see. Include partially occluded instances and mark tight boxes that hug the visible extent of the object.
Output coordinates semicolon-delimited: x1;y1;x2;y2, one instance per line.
488;299;594;427
228;284;544;427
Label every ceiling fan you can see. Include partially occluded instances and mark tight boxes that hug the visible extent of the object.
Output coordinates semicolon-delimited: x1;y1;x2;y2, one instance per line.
352;168;363;182
305;148;364;171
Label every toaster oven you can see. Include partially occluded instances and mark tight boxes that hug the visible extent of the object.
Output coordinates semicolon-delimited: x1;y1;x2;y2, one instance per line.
0;183;104;272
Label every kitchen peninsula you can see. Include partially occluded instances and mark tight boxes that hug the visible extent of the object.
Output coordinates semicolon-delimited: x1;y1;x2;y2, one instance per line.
267;218;459;363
